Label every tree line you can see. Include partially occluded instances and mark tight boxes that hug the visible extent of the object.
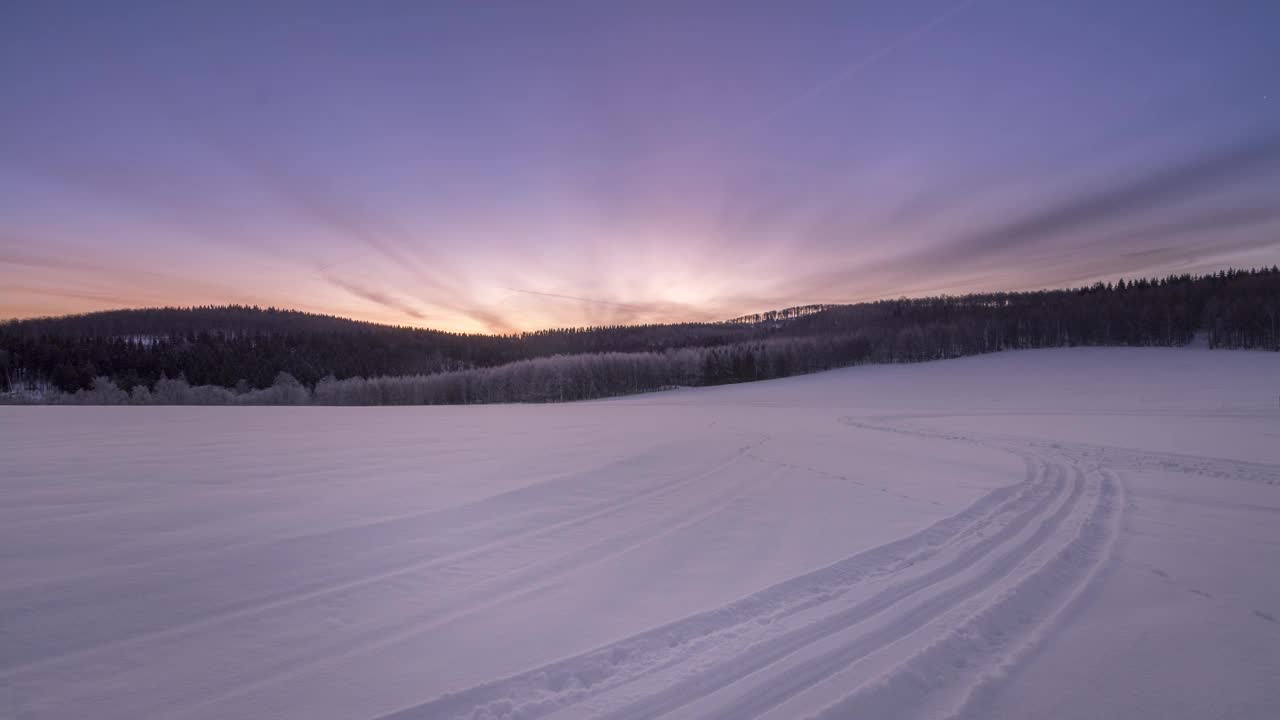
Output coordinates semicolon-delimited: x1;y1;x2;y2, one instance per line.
2;267;1277;404
0;307;766;393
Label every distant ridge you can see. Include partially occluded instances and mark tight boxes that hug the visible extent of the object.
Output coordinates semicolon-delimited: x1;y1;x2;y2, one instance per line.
2;267;1277;400
723;304;836;325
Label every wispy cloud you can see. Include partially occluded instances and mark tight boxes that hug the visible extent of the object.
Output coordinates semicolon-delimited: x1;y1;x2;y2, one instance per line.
788;131;1280;300
155;107;524;333
322;274;429;321
498;287;643;310
0;246;251;303
930;132;1280;266
5;285;148;307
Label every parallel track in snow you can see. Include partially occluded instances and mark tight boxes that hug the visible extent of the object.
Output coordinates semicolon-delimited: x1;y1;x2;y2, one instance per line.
2;437;768;680
162;439;777;720
371;417;1125;720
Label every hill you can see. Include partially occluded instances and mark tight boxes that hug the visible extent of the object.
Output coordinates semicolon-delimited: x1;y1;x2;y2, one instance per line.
1;267;1277;400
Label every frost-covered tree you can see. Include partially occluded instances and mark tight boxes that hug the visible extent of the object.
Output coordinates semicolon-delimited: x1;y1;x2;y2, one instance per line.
79;376;128;405
129;384;153;404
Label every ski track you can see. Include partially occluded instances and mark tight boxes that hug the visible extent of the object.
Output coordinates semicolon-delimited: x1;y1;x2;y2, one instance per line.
806;469;1121;720
161;441;775;719
368;416;1131;720
1;436;768;681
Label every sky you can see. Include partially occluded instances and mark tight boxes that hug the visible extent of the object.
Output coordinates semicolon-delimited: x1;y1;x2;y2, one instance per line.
2;1;1278;333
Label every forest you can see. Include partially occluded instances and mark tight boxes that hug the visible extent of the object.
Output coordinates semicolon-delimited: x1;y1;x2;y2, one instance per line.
2;267;1277;405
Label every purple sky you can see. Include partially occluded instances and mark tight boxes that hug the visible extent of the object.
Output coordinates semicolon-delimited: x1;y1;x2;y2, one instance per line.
3;1;1278;332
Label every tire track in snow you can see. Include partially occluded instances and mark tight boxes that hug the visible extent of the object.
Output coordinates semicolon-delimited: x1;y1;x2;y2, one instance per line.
859;412;1280;486
944;467;1123;720
366;454;1054;720
375;417;1109;720
807;465;1121;720
0;435;769;681
3;440;717;572
161;448;778;720
619;462;1083;720
1076;445;1279;486
744;451;945;507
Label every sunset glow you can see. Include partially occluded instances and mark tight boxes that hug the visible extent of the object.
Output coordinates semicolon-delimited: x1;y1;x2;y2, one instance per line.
3;1;1278;332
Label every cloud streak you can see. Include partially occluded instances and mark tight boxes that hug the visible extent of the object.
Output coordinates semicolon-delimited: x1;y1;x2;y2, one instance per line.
322;274;429;321
498;287;644;310
150;98;521;332
789;131;1280;300
932;132;1280;265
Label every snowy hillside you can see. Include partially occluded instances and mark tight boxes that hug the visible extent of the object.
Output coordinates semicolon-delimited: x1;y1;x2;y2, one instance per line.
2;347;1277;719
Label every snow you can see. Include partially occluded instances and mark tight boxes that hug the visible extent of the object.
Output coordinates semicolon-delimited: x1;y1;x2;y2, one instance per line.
1;347;1277;720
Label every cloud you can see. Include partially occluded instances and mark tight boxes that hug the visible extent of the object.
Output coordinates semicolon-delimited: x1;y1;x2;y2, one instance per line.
322;274;429;321
150;104;533;333
929;132;1280;266
1038;234;1280;289
498;285;744;327
1100;205;1280;247
786;132;1280;301
499;287;643;310
5;285;147;307
0;246;250;302
0;249;101;273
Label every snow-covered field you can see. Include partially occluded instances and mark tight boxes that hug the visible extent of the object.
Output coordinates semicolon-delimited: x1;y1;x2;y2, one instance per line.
2;347;1278;720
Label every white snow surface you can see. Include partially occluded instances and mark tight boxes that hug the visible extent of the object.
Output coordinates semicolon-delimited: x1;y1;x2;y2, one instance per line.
2;347;1278;720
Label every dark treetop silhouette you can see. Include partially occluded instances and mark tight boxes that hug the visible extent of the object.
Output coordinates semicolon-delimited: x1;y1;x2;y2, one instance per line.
2;268;1276;404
